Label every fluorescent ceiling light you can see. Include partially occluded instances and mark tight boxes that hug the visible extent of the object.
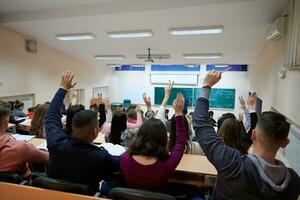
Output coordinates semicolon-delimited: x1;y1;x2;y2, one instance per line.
108;30;153;39
56;33;95;41
95;55;126;60
136;54;170;60
183;53;223;59
169;26;223;36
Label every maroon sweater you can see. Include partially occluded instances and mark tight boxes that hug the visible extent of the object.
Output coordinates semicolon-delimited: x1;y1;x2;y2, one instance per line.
120;116;187;191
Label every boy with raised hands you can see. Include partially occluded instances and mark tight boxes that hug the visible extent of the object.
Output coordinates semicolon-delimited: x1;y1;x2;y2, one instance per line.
193;71;300;199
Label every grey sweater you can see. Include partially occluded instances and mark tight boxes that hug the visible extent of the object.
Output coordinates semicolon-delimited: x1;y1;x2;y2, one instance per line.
193;88;300;200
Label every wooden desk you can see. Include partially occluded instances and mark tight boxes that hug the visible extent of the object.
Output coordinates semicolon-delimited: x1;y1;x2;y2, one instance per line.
29;138;46;146
93;133;105;144
17;119;32;132
176;154;217;176
0;182;108;200
7;123;16;134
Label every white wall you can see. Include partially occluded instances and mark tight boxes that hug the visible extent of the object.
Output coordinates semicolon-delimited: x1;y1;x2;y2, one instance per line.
0;26;112;108
249;37;300;125
109;65;249;119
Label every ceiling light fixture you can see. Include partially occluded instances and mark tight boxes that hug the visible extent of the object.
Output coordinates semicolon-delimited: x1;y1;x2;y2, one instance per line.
95;55;126;60
169;26;224;36
56;33;96;41
183;53;223;59
108;30;153;39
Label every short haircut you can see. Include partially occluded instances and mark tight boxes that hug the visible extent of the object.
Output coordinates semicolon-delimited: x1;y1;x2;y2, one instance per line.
127;108;137;120
128;118;169;160
72;110;98;130
15;100;24;109
257;111;290;142
0;107;10;121
218;118;249;154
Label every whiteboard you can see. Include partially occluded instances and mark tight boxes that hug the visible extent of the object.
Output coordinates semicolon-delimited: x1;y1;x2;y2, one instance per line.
150;74;198;85
120;86;154;104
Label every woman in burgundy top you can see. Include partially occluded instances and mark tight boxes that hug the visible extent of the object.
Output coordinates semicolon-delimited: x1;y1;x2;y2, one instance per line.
120;93;187;191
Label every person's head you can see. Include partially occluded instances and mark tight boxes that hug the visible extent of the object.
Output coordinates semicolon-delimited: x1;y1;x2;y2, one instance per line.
15;100;24;111
169;115;190;151
128;118;169;160
110;110;127;145
64;104;85;135
217;112;236;130
252;111;290;152
72;110;99;143
218;118;248;154
90;104;98;113
127;107;137;120
0;107;10;133
30;104;49;138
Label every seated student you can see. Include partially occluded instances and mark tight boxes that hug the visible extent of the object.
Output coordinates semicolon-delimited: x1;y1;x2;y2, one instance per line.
208;111;217;127
121;93;187;191
45;71;119;192
30;104;49;138
12;100;26;118
0;105;49;178
105;109;139;147
102;104;142;136
193;71;300;199
126;105;137;124
169;115;203;155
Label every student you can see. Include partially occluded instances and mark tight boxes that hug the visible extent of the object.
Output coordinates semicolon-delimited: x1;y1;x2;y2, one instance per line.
193;71;300;199
127;105;137;124
30;104;49;138
0;105;49;178
121;93;187;191
45;71;119;192
169;115;203;155
12;100;26;118
208;111;217;127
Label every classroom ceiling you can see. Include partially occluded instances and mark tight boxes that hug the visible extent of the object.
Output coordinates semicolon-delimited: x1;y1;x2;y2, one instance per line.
0;0;287;66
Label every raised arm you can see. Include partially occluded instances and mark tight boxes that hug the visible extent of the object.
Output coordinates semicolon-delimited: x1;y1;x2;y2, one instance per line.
239;96;251;130
193;71;242;174
156;81;173;122
243;92;258;146
45;71;77;147
143;93;155;119
165;93;187;170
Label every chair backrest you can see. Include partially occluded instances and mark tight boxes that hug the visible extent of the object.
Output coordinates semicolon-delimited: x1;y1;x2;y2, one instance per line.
109;187;176;200
123;99;131;109
0;172;24;184
31;177;93;196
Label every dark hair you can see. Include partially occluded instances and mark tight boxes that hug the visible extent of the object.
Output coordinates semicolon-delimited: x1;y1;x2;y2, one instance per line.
209;111;214;118
169;115;189;152
128;118;169;160
127;108;137;120
218;118;248;154
30;104;49;138
72;110;97;129
0;107;10;121
64;104;85;135
257;111;290;142
15;100;24;109
110;111;127;145
217;113;236;130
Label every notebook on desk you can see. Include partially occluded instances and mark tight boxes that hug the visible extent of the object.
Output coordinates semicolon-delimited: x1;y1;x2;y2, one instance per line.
12;134;35;142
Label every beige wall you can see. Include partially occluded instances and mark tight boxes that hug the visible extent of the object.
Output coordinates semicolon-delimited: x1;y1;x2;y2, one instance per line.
249;37;300;125
0;26;111;107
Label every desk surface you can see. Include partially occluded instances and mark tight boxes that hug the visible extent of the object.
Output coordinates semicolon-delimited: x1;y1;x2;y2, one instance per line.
8;123;16;129
0;182;108;200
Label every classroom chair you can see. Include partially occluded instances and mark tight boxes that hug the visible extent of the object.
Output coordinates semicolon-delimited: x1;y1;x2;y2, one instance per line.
109;187;176;200
123;99;131;109
31;177;96;196
0;172;27;185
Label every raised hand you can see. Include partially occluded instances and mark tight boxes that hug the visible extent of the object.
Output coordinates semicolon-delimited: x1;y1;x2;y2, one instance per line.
238;113;244;122
247;92;257;110
142;93;151;109
172;93;185;116
104;97;111;111
60;70;77;90
165;80;174;97
239;96;246;109
203;71;222;88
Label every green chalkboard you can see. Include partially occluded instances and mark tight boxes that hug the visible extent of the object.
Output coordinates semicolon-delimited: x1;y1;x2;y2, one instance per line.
154;87;235;109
